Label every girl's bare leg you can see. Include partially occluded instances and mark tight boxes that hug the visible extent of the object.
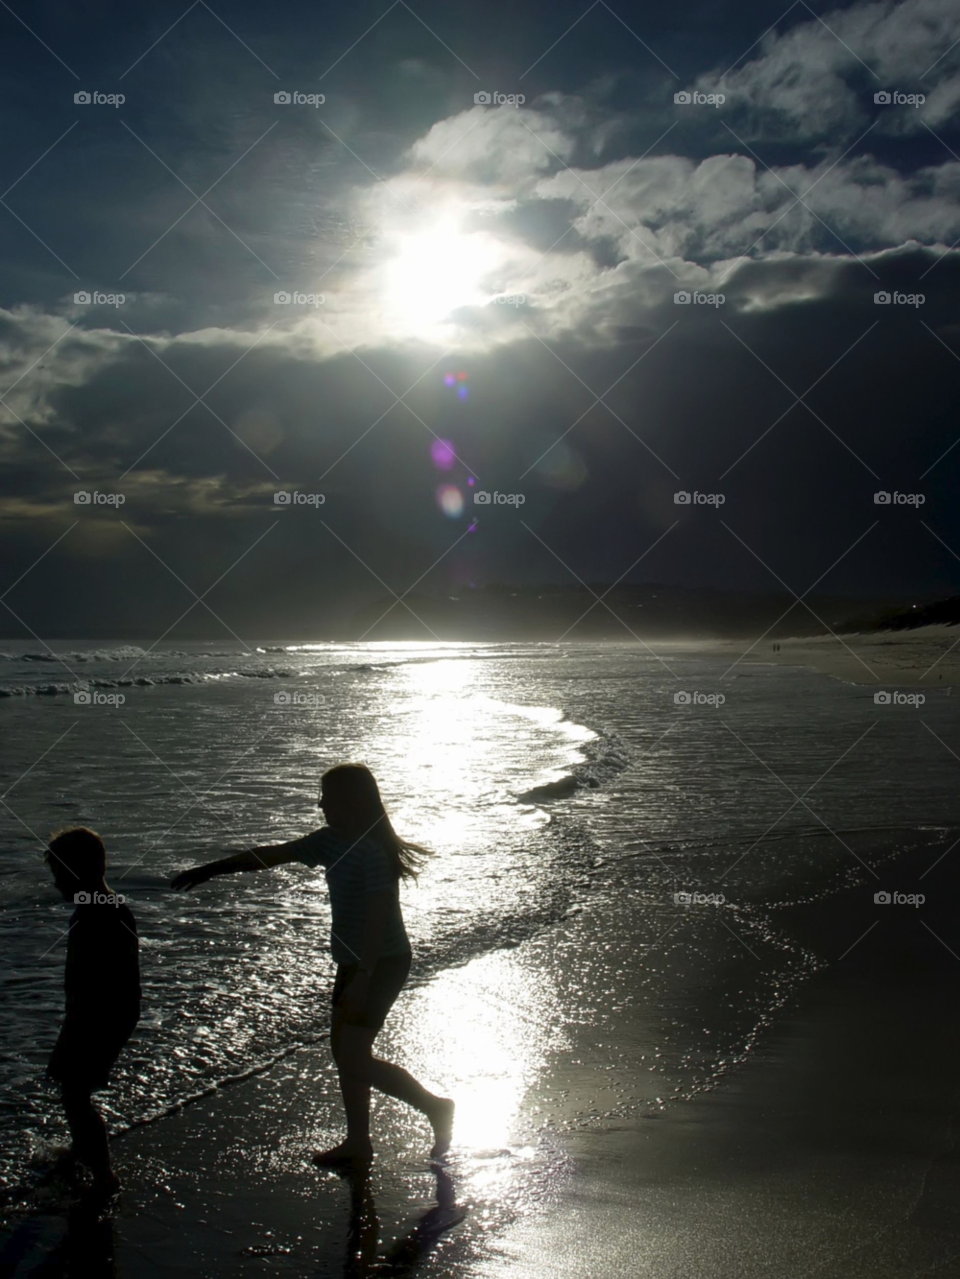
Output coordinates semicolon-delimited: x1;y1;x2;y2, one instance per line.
368;1058;454;1156
314;1018;454;1164
314;1023;375;1164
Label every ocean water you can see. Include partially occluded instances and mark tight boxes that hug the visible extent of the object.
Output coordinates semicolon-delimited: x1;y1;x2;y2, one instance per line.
0;639;956;1202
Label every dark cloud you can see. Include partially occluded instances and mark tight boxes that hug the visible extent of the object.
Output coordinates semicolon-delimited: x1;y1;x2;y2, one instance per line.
1;0;958;637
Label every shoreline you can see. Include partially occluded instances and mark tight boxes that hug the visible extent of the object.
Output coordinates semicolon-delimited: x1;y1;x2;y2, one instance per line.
5;833;957;1278
701;624;960;687
3;639;959;1276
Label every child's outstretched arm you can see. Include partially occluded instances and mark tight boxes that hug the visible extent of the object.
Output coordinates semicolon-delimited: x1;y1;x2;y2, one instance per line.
170;842;302;891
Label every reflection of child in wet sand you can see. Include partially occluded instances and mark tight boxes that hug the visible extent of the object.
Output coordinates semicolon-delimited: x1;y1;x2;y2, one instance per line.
172;762;454;1168
45;828;141;1195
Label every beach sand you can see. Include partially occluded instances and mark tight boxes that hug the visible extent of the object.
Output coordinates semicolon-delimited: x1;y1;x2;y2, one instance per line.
479;847;960;1278
4;629;960;1277
706;623;960;688
5;831;960;1278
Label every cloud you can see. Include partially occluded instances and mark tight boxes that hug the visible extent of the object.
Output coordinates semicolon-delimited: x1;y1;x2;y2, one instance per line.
695;0;960;136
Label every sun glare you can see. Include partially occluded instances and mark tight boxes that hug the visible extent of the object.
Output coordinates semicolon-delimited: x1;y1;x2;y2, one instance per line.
380;218;502;334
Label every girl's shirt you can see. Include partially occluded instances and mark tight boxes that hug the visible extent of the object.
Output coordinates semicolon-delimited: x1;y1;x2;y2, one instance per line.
284;827;411;965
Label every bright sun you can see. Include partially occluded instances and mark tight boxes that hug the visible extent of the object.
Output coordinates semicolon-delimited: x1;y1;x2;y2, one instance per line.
380;217;503;335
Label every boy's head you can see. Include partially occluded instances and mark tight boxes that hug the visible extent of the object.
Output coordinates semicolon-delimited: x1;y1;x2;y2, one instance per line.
46;827;107;900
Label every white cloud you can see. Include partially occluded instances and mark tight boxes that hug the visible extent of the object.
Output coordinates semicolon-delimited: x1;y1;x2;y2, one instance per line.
697;0;960;134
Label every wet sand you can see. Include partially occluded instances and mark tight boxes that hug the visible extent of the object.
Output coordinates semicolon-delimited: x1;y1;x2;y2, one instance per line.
706;624;960;688
5;835;960;1278
4;630;960;1275
481;848;960;1277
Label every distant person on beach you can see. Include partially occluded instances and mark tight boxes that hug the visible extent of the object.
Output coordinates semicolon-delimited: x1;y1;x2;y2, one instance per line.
170;762;454;1167
45;828;141;1195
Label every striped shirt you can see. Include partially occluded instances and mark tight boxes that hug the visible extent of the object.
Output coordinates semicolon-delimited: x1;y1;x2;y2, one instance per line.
284;827;410;965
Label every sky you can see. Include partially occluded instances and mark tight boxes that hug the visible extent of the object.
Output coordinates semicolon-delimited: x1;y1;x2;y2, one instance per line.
1;0;959;637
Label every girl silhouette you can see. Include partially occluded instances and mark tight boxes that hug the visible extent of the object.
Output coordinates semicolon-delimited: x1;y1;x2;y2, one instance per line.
171;762;454;1166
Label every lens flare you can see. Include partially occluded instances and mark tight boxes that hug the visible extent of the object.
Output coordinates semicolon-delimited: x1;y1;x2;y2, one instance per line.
437;484;464;518
431;439;456;470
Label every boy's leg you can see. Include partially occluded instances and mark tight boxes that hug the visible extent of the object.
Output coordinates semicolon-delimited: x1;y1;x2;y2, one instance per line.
61;1084;116;1187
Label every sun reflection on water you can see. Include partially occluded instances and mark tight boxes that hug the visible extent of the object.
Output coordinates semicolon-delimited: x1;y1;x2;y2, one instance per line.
400;949;566;1160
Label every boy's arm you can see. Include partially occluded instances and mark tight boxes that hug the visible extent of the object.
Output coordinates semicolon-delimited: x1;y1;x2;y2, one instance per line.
170;841;305;891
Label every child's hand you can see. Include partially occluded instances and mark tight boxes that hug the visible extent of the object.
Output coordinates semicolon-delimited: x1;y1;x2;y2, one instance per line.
170;866;210;891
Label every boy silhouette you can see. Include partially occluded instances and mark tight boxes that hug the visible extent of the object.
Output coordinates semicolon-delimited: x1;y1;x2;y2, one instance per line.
45;828;141;1194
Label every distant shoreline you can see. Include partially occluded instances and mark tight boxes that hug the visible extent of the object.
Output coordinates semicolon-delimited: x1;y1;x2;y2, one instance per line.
704;624;960;687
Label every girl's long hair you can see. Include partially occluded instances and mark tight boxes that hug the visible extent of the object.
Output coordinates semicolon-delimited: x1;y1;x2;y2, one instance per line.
321;762;432;881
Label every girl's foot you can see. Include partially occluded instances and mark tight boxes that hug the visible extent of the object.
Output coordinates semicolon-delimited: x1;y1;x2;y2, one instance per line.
311;1139;373;1168
428;1098;455;1158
